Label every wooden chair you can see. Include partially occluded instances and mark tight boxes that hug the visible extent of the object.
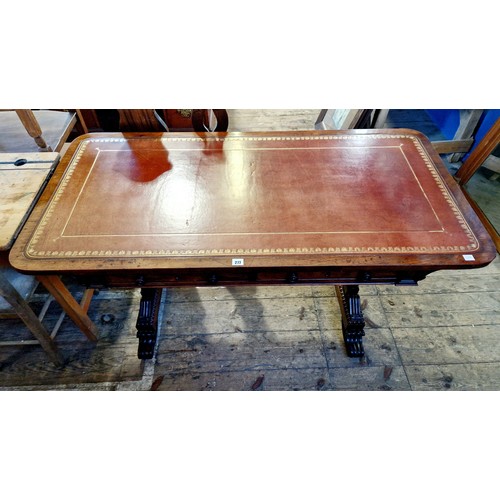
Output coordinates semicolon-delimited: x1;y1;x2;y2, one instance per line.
0;152;63;365
0;265;63;367
0;112;90;365
454;118;500;252
0;109;86;153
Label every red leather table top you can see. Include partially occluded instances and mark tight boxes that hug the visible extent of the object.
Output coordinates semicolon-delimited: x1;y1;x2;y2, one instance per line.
10;130;496;274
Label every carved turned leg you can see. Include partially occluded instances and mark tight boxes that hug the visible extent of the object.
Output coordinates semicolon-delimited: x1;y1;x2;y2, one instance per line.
335;285;365;357
136;288;163;359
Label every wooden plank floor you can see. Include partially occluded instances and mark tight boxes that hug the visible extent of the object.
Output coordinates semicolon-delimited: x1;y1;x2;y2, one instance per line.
1;109;499;390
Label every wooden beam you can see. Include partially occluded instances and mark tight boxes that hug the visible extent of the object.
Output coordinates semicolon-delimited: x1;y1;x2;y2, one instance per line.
0;271;63;366
36;275;99;342
455;118;500;185
431;138;474;154
449;109;484;162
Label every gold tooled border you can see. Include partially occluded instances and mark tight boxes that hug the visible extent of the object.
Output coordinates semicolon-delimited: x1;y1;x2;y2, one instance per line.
26;134;479;259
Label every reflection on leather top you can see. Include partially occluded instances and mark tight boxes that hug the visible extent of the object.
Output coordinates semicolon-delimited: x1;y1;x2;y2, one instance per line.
26;132;478;259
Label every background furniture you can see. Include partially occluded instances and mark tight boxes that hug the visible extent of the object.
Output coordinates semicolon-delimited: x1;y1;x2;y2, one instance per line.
430;109;484;160
454;118;500;252
0;109;85;153
314;109;387;130
77;109;229;133
0;152;63;365
316;109;486;161
0;110;90;364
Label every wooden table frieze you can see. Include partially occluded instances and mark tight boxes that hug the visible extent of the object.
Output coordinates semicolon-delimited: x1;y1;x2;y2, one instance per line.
9;130;496;360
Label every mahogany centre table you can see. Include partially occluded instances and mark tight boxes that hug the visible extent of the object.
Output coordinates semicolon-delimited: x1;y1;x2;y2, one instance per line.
9;130;496;359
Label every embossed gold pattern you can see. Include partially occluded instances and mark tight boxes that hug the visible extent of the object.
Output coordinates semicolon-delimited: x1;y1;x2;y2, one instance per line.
25;134;479;260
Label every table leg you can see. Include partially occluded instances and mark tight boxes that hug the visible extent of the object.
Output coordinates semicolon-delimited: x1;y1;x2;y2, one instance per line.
36;275;98;342
136;288;163;359
0;272;63;366
335;285;365;357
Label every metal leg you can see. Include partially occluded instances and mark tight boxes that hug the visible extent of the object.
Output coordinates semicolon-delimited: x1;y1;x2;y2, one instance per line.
335;285;365;357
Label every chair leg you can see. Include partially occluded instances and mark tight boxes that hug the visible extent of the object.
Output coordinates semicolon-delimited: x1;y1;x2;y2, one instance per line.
455;118;500;185
0;271;63;366
36;275;99;342
15;110;50;150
